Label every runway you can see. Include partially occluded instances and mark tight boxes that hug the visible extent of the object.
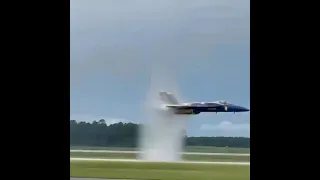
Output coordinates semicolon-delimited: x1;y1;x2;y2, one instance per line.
70;150;250;156
70;157;250;165
71;178;135;180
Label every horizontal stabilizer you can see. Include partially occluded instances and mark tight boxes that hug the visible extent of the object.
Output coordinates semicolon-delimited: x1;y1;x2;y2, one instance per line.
165;104;186;107
165;104;193;111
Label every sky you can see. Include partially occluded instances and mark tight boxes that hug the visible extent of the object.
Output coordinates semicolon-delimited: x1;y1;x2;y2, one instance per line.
70;0;250;137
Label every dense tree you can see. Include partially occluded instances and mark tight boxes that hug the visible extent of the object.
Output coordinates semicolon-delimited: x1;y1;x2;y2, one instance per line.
70;120;250;148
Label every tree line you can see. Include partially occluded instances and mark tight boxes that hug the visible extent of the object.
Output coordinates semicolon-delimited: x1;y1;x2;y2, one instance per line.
70;119;250;148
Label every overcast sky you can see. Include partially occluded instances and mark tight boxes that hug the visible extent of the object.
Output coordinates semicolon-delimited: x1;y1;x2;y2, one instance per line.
70;0;250;137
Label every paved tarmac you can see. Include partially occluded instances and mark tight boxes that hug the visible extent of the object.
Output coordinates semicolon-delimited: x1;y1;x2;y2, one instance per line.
71;178;135;180
70;157;250;165
70;150;250;156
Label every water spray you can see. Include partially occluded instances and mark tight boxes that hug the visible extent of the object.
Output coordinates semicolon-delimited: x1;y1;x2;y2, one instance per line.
137;69;190;162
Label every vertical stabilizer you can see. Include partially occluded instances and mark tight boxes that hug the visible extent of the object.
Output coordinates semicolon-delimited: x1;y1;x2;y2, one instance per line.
159;92;179;104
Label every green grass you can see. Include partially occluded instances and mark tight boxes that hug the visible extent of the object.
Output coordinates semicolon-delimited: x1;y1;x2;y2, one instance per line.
70;152;250;162
70;146;250;153
70;161;250;180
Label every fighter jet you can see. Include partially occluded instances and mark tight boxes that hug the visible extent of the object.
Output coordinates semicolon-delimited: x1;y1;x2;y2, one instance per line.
159;91;249;115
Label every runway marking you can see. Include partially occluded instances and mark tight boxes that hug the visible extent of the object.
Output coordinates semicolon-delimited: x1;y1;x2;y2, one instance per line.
70;150;250;156
70;157;250;166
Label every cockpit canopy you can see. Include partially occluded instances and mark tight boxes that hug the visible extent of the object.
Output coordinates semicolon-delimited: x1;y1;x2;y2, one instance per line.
215;100;228;105
190;100;229;106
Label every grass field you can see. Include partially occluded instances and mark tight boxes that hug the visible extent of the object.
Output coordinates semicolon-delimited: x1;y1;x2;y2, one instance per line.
70;152;250;162
70;146;250;153
70;160;250;180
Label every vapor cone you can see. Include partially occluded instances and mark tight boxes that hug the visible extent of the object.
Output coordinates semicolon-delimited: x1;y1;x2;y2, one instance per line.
138;68;189;162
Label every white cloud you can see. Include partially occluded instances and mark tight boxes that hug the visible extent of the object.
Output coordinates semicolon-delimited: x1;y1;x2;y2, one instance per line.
70;114;130;125
200;121;250;131
198;121;250;137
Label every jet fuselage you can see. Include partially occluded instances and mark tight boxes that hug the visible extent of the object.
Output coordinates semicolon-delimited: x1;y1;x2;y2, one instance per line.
174;102;249;115
159;91;249;115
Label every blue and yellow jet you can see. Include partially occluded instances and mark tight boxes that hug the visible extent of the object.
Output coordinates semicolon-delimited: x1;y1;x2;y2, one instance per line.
159;91;249;115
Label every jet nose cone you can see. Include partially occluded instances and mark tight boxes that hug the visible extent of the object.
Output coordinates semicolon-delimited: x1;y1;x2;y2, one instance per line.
233;106;250;112
239;106;249;112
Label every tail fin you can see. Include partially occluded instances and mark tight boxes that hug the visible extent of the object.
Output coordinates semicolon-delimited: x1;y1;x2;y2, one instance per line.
159;91;179;104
